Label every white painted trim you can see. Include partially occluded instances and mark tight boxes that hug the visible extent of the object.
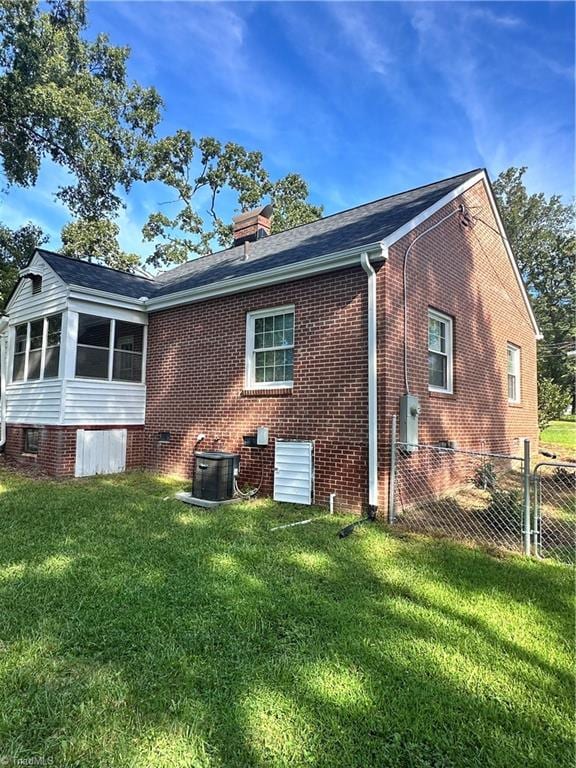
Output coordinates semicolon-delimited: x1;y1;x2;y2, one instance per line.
68;285;148;311
507;342;521;404
6;253;68;314
149;244;387;312
245;304;295;390
480;178;542;339
360;253;378;511
428;309;454;394
381;172;485;253
382;170;541;340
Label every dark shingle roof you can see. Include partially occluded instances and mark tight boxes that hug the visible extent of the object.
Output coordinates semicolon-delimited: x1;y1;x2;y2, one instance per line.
153;169;481;297
39;250;155;299
37;169;482;300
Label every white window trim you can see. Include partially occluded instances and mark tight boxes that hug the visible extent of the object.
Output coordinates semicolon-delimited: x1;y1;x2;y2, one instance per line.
74;314;147;384
507;343;521;404
245;304;295;390
11;314;62;383
428;309;454;394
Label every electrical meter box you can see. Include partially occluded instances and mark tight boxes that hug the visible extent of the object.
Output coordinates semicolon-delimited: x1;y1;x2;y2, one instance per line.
399;394;420;452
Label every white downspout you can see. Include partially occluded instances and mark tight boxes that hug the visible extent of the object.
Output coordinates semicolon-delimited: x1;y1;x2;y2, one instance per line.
360;253;378;516
0;315;9;450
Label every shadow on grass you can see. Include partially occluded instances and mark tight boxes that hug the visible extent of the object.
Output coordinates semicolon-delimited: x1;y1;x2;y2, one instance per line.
0;471;573;767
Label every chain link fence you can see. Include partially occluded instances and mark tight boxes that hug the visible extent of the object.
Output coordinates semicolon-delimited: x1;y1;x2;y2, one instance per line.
389;426;575;565
391;441;527;554
533;462;576;565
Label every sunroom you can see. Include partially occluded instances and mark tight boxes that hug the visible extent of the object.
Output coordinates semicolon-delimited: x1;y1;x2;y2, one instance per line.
1;251;149;475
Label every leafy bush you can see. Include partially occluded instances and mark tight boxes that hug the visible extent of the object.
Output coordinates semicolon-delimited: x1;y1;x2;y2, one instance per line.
487;489;523;520
538;378;572;431
472;462;497;491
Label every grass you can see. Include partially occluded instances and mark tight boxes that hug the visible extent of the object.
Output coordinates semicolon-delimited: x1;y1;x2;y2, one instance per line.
0;470;573;768
540;419;576;461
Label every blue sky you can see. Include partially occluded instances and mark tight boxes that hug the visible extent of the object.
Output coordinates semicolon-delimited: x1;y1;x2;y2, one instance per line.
2;1;574;264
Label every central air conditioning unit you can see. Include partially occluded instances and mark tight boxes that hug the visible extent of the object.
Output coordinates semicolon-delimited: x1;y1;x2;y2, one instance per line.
193;451;240;502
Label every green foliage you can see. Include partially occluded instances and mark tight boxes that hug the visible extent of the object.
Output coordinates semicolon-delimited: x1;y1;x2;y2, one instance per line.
0;469;573;767
471;461;497;491
0;0;162;281
487;488;523;520
0;0;161;217
61;218;140;271
141;131;323;269
493;167;575;406
0;221;47;307
538;378;573;431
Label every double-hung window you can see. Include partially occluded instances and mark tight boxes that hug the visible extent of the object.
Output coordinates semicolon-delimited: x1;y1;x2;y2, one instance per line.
12;314;62;382
507;343;521;403
245;306;294;389
428;309;453;393
75;314;144;382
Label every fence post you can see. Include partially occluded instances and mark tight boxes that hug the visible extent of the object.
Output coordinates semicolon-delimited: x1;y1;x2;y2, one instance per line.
388;415;397;524
523;439;531;556
532;472;541;558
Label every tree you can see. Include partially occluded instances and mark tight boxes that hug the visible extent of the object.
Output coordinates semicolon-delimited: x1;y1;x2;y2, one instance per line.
493;167;575;410
141;131;323;269
0;222;47;306
0;0;162;274
538;377;572;431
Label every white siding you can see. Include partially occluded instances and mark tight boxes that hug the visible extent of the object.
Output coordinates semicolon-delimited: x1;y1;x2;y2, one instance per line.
6;254;68;322
3;258;148;428
62;379;146;425
75;429;127;477
5;380;63;425
273;440;314;505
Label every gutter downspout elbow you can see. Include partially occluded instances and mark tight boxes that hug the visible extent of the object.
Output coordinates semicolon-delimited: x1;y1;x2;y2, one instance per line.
0;315;9;451
360;252;378;519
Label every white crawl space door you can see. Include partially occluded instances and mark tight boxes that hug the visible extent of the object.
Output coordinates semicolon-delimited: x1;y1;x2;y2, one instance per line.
273;440;314;505
75;429;127;478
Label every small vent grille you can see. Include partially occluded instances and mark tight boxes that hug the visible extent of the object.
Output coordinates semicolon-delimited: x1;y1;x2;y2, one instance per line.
31;275;42;294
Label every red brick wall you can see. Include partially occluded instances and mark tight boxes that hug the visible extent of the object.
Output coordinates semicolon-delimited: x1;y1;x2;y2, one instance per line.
4;424;144;477
144;270;369;511
144;180;538;515
377;179;538;508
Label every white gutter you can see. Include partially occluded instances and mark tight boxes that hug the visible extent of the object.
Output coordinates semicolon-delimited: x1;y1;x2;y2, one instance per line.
0;315;9;450
360;252;379;515
147;242;387;312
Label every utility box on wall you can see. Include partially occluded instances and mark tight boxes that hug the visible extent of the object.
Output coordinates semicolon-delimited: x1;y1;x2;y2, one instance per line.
399;394;420;452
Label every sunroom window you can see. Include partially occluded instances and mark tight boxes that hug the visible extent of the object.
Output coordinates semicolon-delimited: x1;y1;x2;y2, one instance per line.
11;315;61;382
75;314;144;382
245;306;294;389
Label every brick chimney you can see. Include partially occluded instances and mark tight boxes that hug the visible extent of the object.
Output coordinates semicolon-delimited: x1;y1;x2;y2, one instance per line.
232;204;273;247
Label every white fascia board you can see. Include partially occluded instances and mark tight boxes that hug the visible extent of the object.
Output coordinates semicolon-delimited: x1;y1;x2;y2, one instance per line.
68;285;148;311
480;178;542;340
380;169;541;340
147;242;387;312
5;252;69;314
379;171;485;254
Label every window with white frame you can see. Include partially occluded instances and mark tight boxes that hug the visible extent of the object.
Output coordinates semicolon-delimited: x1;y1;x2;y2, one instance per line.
12;314;61;382
507;343;521;403
75;313;144;382
245;306;294;389
428;309;453;393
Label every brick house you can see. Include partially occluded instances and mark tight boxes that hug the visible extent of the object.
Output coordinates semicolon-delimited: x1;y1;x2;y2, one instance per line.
0;169;540;513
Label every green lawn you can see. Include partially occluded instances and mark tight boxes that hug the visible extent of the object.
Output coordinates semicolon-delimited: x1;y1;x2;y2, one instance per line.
540;419;576;460
0;470;573;768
